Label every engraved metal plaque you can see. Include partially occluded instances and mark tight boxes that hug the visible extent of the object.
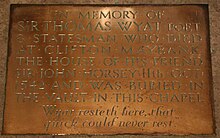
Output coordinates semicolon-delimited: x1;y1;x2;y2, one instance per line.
3;5;214;135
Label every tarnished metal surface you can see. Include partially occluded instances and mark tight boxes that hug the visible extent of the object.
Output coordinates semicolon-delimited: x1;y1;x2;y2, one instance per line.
3;5;214;135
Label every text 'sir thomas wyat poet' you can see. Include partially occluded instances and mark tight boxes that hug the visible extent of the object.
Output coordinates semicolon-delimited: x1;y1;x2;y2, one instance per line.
3;5;214;135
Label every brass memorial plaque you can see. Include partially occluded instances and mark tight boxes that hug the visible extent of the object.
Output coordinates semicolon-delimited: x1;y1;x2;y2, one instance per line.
3;5;214;135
